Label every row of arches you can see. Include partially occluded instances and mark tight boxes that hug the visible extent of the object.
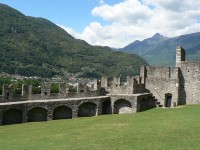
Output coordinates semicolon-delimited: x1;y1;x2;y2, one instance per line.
2;99;133;125
2;106;72;125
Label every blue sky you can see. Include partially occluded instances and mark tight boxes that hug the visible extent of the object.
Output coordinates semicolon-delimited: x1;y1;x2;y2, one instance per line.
1;0;200;48
0;0;122;32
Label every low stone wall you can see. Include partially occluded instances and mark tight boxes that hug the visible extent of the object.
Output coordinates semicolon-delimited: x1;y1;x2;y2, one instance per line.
0;90;101;103
0;93;153;125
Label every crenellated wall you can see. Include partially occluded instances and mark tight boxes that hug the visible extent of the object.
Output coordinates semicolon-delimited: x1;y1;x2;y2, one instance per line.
0;82;102;103
100;76;148;95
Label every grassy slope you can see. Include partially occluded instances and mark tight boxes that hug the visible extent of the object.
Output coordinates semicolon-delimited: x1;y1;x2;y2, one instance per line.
0;105;200;150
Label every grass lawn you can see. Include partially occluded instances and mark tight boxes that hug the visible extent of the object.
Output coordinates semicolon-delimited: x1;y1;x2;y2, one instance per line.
0;105;200;150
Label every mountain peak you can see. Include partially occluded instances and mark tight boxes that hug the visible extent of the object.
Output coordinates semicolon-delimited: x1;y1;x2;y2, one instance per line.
152;33;163;38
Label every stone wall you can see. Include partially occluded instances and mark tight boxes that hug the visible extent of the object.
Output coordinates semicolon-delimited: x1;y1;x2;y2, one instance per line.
0;93;151;125
143;66;180;107
141;46;200;106
174;46;200;104
179;61;200;104
0;96;109;125
0;82;102;103
101;76;148;95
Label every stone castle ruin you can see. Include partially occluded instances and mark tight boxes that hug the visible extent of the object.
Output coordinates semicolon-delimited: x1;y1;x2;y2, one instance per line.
0;46;199;125
142;46;200;107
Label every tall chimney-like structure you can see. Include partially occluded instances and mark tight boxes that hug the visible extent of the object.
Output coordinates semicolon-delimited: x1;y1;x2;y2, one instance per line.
176;46;185;67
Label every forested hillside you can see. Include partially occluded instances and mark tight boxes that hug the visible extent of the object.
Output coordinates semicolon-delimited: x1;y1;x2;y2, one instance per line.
0;4;148;78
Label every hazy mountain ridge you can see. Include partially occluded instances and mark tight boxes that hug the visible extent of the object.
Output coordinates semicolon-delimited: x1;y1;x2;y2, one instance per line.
121;32;200;66
123;33;168;54
0;3;148;78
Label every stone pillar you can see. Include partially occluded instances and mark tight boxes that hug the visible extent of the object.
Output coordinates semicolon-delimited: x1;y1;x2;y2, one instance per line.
60;83;68;95
72;108;78;118
112;77;120;94
47;109;53;121
28;85;32;99
95;106;99;116
135;98;140;112
3;84;13;102
21;84;24;96
101;77;108;88
113;77;120;87
93;79;101;91
22;110;28;123
176;46;185;67
140;66;147;84
97;102;102;115
41;83;51;97
111;98;115;114
126;77;134;94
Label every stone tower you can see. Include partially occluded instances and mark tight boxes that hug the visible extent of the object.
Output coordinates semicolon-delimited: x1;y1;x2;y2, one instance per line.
176;46;185;67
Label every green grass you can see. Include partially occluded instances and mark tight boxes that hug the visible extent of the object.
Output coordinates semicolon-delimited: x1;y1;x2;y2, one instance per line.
1;105;200;150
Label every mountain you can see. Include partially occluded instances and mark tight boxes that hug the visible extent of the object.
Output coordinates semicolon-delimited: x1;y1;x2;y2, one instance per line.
0;4;148;78
121;32;200;66
122;33;168;55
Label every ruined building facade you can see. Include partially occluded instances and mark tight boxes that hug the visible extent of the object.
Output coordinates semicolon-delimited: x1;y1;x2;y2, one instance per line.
141;46;200;107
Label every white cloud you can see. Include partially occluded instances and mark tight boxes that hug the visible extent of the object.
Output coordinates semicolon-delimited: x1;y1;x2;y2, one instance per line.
92;0;152;24
60;0;200;48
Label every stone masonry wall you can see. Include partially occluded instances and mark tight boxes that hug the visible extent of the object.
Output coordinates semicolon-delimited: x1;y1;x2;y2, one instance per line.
101;76;148;95
144;66;180;107
0;93;152;125
179;61;200;104
0;83;102;103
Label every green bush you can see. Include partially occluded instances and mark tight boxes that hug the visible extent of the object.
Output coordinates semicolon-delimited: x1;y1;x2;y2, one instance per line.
50;83;59;93
32;86;41;94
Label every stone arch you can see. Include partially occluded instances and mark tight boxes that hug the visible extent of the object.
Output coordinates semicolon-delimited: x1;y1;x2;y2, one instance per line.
102;99;112;114
165;93;172;107
53;106;72;120
78;102;97;117
28;107;47;122
114;99;132;114
2;108;23;125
